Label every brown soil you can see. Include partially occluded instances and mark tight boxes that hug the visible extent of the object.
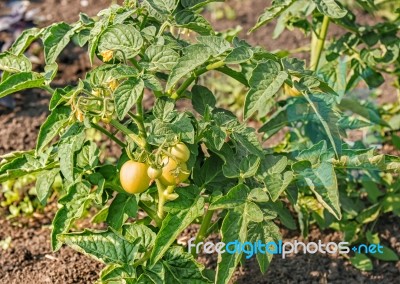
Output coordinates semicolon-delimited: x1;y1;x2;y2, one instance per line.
1;0;399;283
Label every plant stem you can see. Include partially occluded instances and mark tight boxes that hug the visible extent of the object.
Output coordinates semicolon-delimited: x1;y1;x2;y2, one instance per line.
110;119;147;150
128;111;147;141
90;122;126;148
139;201;162;227
192;209;214;256
156;180;167;219
310;15;330;71
173;60;226;98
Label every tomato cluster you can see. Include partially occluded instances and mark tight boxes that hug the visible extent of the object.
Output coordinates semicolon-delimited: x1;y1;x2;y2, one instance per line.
119;142;191;194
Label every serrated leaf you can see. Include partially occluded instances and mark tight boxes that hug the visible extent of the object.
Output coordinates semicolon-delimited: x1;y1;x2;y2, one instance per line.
52;181;94;250
191;85;216;115
209;184;250;210
100;264;137;283
145;45;180;71
153;97;176;122
174;10;213;35
312;0;347;18
98;24;143;60
215;203;251;284
76;141;100;169
35;168;59;205
0;72;45;99
197;36;230;56
113;78;144;119
250;0;296;32
301;92;342;157
301;162;341;219
58;125;86;182
248;221;281;273
9;28;41;56
107;193;138;230
58;228;140;264
36;106;71;153
0;52;32;73
123;224;156;252
166;44;212;90
145;0;178;15
162;246;209;284
43;22;75;64
224;46;253;64
150;195;204;264
244;61;288;119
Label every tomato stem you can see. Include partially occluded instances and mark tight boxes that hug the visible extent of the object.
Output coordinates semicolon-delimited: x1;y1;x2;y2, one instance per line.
310;15;330;71
110;119;148;150
192;209;214;257
155;179;167;219
90;122;126;148
138;201;162;227
173;61;226;99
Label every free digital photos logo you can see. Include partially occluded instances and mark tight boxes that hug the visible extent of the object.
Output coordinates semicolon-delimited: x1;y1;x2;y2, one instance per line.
188;238;384;259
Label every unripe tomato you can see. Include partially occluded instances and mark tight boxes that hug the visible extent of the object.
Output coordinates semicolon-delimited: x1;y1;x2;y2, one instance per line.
159;157;190;186
147;166;162;179
119;160;151;194
170;142;190;162
284;83;301;97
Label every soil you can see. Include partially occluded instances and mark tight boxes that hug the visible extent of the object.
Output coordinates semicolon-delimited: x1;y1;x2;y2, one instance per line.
0;0;399;283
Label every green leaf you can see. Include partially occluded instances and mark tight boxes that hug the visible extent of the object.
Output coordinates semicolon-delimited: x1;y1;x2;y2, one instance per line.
209;184;250;210
162;246;209;284
203;125;226;151
0;153;57;183
197;36;230;56
181;0;220;9
350;253;373;271
52;181;94;250
339;98;389;127
76;141;100;169
107;193;138;230
0;52;32;73
36;106;71;153
356;203;381;224
244;61;288;119
215;204;250;284
43;22;75;64
145;0;178;15
192;155;228;190
250;0;296;32
150;195;204;264
35;168;59;205
100;264;137;283
58;228;140;264
174;10;213;35
191;85;216;115
312;0;347;18
145;45;180;71
224;46;254;64
153;97;176;122
9;28;41;56
300;91;342;157
372;246;399;262
300;162;341;219
123;223;156;252
98;24;143;60
0;72;45;99
166;44;212;90
248;221;281;273
113;78;144;120
58;125;86;182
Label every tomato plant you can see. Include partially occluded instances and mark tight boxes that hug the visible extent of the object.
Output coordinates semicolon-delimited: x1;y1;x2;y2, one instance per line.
0;0;399;282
